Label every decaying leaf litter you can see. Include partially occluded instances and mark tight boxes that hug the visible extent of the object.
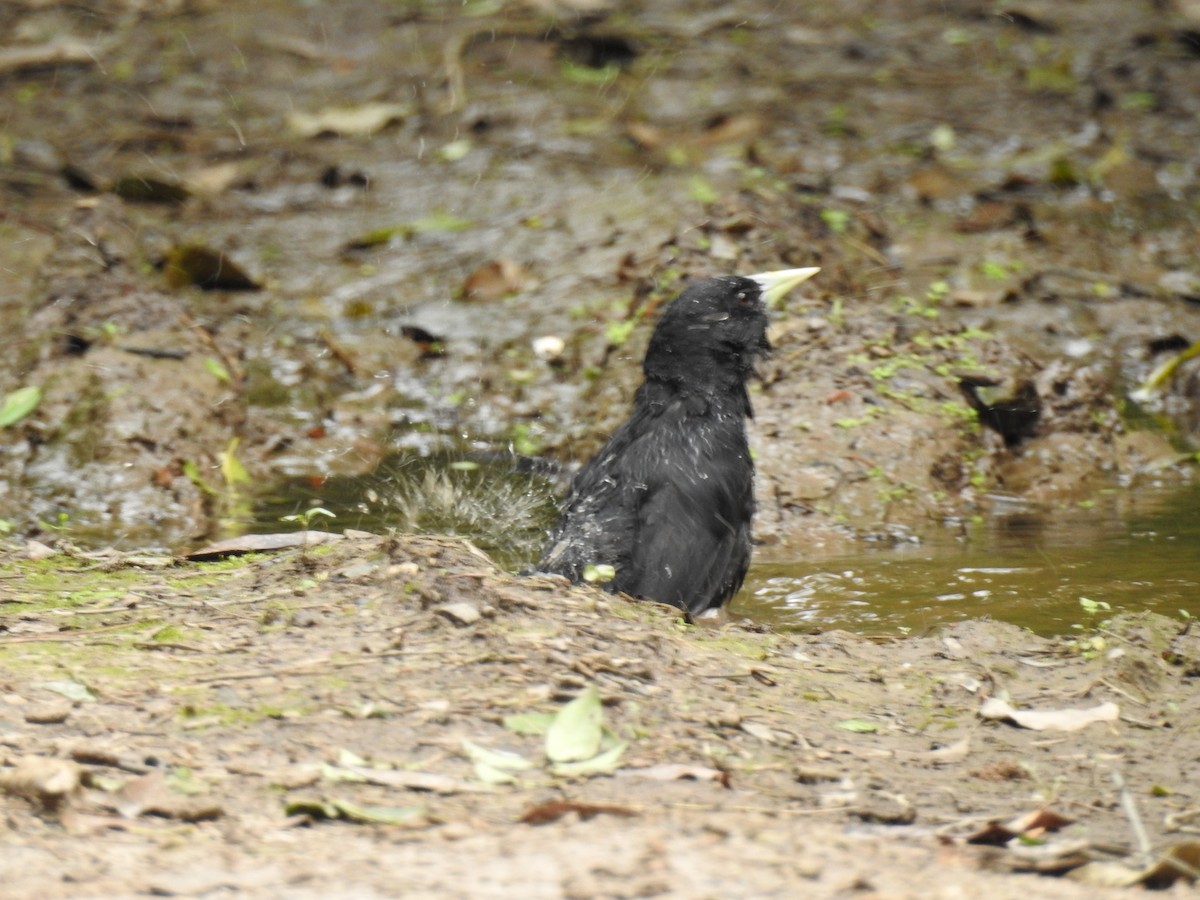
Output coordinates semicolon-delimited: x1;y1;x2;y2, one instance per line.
3;0;1200;895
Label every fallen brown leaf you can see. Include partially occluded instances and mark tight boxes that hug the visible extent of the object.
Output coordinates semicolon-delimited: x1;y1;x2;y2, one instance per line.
519;799;638;825
462;258;530;301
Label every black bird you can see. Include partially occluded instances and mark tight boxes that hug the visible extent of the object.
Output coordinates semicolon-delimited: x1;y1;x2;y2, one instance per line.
539;267;820;616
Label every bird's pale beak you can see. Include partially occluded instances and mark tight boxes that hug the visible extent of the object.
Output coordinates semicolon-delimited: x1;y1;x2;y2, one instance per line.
749;267;820;306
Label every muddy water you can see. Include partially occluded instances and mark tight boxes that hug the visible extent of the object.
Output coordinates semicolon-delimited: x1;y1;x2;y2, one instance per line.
252;458;1199;637
742;483;1200;636
251;453;558;569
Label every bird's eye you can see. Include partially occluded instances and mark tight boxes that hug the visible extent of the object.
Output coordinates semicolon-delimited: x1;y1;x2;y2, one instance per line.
735;291;754;307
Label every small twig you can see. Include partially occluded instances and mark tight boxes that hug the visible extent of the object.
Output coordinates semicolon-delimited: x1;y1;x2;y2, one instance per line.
841;233;890;267
1098;677;1147;705
0;622;151;644
1164;807;1200;834
133;641;208;653
181;308;245;384
191;660;334;683
1094;626;1143;647
1113;769;1153;869
440;31;470;114
662;801;848;816
1024;266;1152;298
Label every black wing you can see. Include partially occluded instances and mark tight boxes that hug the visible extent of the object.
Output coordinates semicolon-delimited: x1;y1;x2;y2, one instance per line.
541;397;754;616
538;403;654;583
616;406;753;614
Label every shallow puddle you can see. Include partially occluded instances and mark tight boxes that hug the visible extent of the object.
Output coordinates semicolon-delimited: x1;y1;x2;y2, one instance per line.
254;455;1199;638
741;483;1200;636
251;452;558;571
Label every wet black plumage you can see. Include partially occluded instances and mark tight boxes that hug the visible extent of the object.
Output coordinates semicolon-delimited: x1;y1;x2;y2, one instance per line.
539;268;818;616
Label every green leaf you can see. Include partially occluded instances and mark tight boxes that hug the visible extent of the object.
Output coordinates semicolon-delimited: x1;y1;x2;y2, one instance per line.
503;711;556;736
320;763;368;784
1079;596;1111;616
281;507;336;528
0;386;42;427
438;139;472;162
820;208;850;234
604;320;637;347
219;437;251;487
181;459;215;495
337;748;369;768
35;679;96;702
284;797;340;819
204;357;231;383
582;564;616;584
345;212;473;250
549;740;628;777
461;739;534;772
545;686;603;763
472;762;517;785
835;718;878;734
687;176;718;205
559;59;620;86
1131;340;1200;400
409;211;473;234
328;798;428;826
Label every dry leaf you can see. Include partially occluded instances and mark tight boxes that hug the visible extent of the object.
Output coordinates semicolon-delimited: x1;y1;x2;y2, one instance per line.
1006;837;1092;874
917;737;971;765
187;531;344;560
287;102;410;138
339;765;497;795
740;721;779;743
519;799;637;825
1006;807;1075;835
111;770;222;821
185;162;243;195
1139;842;1200;888
462;259;529;301
966;807;1074;844
979;698;1119;731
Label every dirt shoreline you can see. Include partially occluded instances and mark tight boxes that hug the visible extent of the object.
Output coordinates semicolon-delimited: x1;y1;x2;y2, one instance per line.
2;534;1197;897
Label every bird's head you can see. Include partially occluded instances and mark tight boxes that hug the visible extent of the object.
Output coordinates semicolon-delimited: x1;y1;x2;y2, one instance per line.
643;267;820;392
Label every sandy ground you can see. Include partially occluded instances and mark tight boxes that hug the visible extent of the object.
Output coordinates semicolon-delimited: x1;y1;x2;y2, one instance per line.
2;534;1198;897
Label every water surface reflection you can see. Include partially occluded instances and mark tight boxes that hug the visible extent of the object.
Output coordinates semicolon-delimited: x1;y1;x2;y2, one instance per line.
741;485;1200;635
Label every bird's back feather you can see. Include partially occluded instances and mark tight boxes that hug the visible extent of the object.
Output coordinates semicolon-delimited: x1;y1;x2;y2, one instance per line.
540;389;754;615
